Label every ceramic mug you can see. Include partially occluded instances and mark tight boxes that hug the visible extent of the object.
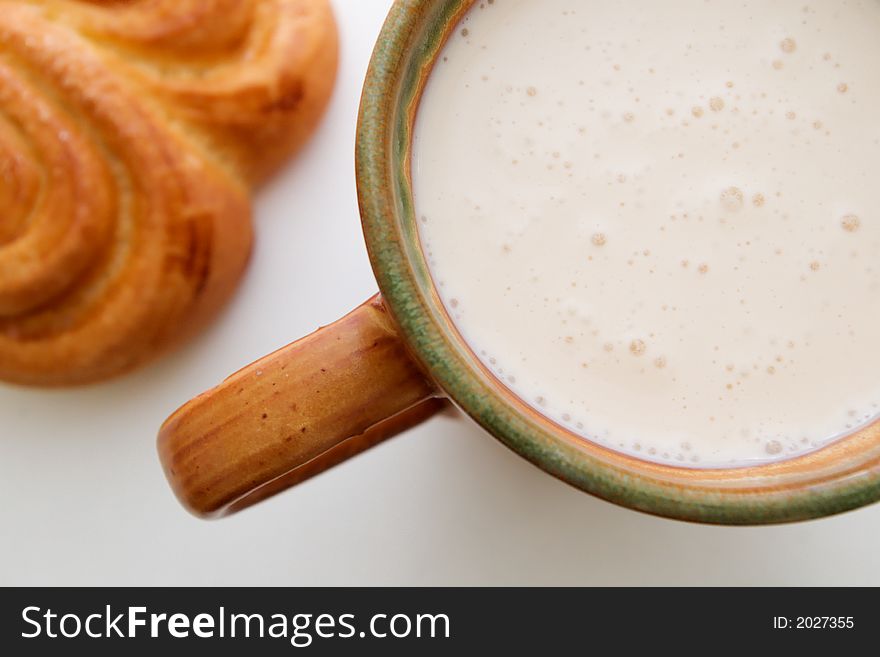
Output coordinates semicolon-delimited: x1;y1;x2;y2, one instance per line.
158;0;880;524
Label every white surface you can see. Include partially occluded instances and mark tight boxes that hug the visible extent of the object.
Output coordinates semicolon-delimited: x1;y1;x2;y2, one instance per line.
1;0;878;586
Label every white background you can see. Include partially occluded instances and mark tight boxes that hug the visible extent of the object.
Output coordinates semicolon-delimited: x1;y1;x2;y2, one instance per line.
1;0;878;586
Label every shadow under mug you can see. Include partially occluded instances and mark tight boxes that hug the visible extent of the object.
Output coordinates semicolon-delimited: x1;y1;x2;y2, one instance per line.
158;0;880;524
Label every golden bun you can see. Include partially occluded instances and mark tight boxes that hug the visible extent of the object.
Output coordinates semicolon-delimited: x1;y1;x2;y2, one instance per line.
0;0;338;385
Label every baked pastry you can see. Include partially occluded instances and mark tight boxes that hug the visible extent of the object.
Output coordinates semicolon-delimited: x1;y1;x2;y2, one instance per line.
0;0;338;385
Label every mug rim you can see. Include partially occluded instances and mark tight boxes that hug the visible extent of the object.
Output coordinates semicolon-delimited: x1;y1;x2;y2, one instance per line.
355;0;880;524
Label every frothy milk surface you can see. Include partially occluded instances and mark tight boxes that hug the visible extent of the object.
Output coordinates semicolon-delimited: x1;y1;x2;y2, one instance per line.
412;0;880;466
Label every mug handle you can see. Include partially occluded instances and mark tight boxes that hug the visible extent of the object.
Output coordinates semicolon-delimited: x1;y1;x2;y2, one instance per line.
157;294;444;518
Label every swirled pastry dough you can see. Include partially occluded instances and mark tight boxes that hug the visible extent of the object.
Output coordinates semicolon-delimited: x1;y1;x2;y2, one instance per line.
0;0;337;384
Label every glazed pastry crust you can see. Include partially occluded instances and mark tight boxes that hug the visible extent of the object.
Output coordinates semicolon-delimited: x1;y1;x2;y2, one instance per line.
0;0;338;385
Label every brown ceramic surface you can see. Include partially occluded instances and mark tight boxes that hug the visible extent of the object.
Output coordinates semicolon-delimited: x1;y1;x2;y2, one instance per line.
158;0;880;524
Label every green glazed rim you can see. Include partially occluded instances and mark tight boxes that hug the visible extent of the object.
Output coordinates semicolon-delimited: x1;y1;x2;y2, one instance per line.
355;0;880;525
